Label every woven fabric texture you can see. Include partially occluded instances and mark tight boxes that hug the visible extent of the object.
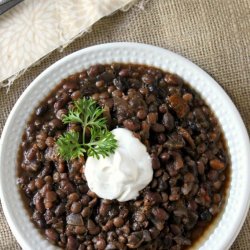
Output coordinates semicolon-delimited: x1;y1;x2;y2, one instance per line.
0;0;135;85
0;0;249;249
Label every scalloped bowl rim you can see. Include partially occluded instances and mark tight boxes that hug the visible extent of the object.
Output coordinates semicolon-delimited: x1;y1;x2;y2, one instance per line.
0;42;250;250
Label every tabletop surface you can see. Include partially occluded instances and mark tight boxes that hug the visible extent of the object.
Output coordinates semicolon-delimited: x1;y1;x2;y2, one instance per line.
0;0;249;249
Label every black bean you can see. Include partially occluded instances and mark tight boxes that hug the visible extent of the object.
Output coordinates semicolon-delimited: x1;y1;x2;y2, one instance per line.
119;207;129;219
210;159;225;170
54;99;65;110
213;180;222;190
142;74;154;85
78;244;86;250
49;118;63;129
113;217;124;228
36;104;48;116
55;204;65;217
123;119;140;131
168;94;189;118
107;85;116;94
112;89;122;98
45;137;55;147
87;65;100;78
213;193;221;204
67;236;79;250
45;191;57;202
159;152;170;162
162;112;174;130
86;245;94;250
200;210;212;221
68;192;80;202
71;202;82;214
137;109;147;120
152;207;169;221
96;80;105;88
169;187;180;201
95;238;106;249
81;195;90;206
144;192;162;206
98;71;115;82
87;219;100;235
183;93;193;102
99;201;110;216
71;90;81;100
118;235;127;244
113;78;126;91
60;180;75;194
151;123;165;133
67;214;83;226
35;178;44;189
99;91;109;99
159;103;168;113
119;69;130;77
157;133;166;144
91;93;99;101
47;97;56;105
139;87;148;96
81;207;91;218
34;119;42;129
45;228;59;243
134;211;146;222
147;112;158;124
149;227;160;239
102;220;114;232
89;198;98;208
150;153;160;170
164;73;182;85
127;232;143;248
26;147;37;161
108;207;119;218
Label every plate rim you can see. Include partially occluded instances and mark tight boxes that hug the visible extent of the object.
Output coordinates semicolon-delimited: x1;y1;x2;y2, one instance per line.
0;42;250;250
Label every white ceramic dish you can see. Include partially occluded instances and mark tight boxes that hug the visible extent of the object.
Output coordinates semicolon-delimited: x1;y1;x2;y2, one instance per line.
0;43;250;250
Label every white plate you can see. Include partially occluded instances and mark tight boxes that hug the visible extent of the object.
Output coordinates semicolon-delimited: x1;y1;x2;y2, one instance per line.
0;43;250;250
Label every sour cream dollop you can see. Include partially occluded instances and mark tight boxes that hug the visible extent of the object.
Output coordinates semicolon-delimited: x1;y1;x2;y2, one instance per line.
85;128;153;202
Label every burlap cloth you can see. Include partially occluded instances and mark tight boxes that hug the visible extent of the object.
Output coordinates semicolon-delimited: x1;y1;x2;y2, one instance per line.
0;0;249;249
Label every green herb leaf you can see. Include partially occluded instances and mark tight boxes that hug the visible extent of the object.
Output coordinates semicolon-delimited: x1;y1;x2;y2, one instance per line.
56;98;118;160
62;109;82;124
87;128;118;160
56;131;85;161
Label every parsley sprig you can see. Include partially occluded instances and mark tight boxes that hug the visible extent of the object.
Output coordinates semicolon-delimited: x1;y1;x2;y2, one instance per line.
56;98;117;160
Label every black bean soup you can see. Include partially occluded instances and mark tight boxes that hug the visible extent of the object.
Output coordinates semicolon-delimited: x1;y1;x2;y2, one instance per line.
17;63;230;250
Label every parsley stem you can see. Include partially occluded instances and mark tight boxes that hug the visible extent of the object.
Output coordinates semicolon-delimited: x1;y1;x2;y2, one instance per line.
82;126;86;145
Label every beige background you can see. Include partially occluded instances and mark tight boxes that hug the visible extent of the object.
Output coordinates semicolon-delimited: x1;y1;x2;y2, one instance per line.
0;0;249;249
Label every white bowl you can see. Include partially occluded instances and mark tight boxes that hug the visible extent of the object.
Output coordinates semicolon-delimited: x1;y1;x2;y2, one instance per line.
0;43;250;250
